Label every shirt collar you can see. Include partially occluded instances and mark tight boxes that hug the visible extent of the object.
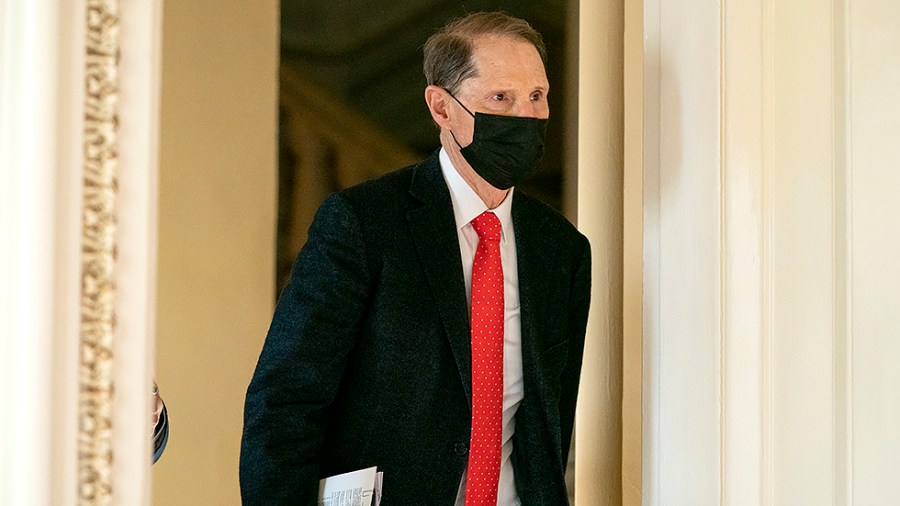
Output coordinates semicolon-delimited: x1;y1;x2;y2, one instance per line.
438;147;514;244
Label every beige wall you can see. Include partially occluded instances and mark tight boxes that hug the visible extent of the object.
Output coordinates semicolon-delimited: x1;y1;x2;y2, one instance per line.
575;1;625;504
622;0;643;503
153;1;279;504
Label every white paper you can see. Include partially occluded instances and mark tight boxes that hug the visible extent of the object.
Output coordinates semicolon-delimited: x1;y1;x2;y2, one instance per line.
373;471;383;506
318;466;379;506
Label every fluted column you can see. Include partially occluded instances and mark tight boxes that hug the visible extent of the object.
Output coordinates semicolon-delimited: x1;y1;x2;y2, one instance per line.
642;0;900;503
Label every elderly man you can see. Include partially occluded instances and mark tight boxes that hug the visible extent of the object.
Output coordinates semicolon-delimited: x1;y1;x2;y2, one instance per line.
240;12;591;505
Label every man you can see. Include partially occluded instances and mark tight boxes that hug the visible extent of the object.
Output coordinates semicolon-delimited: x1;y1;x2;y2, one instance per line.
240;12;591;505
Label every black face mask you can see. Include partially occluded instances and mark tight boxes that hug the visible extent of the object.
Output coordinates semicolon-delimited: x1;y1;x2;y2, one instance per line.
448;93;548;190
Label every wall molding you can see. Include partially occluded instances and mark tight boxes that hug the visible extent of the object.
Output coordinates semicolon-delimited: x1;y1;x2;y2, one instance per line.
831;0;853;500
79;0;120;502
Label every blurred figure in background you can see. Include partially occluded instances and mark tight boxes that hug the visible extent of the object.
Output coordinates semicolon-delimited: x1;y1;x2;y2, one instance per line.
152;381;168;464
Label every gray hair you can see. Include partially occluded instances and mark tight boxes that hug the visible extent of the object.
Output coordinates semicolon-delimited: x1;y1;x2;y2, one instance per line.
423;12;547;95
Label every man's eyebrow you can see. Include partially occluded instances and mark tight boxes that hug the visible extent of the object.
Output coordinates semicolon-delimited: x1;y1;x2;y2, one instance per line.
483;84;550;94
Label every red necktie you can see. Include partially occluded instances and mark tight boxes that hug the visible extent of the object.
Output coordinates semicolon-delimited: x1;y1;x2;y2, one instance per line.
465;211;504;506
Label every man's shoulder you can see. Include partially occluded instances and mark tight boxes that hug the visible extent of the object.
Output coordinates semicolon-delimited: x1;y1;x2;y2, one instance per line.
334;153;436;208
513;191;587;244
342;164;416;199
314;152;441;232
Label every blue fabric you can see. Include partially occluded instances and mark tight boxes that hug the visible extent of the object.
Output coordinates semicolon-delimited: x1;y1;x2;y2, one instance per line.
152;403;168;464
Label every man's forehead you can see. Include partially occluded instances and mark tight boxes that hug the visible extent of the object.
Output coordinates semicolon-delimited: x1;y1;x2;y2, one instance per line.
465;35;548;89
470;34;542;60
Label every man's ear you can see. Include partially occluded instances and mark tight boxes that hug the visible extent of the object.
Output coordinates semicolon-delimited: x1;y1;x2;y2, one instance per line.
424;85;453;130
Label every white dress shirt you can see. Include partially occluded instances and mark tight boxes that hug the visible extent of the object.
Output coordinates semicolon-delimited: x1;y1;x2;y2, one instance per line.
439;149;524;506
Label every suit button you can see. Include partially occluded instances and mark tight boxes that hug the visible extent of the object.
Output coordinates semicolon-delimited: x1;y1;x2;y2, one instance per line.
454;443;468;456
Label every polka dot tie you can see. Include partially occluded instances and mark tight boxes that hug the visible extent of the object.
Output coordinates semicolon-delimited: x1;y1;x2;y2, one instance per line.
465;211;504;506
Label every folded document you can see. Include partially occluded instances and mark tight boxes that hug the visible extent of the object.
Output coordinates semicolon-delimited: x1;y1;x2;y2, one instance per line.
318;466;383;506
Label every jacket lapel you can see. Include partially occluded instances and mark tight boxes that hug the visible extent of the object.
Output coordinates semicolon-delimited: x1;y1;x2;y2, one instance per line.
406;154;473;406
512;194;555;382
512;195;567;461
404;157;563;421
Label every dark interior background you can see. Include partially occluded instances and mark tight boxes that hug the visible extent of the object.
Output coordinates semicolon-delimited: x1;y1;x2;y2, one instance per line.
277;1;570;290
281;0;568;196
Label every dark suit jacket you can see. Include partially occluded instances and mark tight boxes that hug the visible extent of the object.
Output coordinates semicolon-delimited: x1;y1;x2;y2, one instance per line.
240;152;591;505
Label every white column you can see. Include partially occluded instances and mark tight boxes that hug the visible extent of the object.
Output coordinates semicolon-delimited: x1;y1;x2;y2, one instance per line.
0;0;163;503
643;0;723;501
643;0;900;503
576;0;625;504
0;1;83;504
846;0;900;501
115;0;164;504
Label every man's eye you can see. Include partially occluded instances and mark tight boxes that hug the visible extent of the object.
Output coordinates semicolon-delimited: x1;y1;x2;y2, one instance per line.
492;93;506;101
531;92;544;101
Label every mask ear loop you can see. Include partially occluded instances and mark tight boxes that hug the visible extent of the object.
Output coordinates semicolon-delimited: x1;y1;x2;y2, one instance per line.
447;91;476;118
449;130;466;150
446;90;476;149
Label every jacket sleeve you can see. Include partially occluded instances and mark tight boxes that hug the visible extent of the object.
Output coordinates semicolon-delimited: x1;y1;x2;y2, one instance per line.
152;384;168;464
558;235;591;468
240;193;371;505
